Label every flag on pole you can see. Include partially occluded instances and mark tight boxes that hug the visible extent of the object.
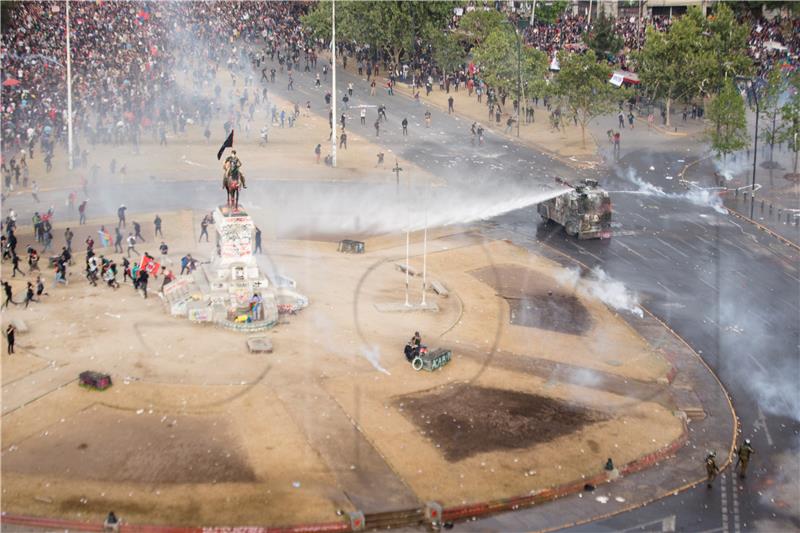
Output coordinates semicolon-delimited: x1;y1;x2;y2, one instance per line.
217;130;234;160
139;254;161;277
98;228;111;248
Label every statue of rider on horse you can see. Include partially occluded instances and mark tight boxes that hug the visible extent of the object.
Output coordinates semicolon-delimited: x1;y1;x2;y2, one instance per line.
222;150;246;211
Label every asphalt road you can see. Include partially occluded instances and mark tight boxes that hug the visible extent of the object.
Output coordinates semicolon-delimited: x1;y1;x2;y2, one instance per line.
3;53;798;532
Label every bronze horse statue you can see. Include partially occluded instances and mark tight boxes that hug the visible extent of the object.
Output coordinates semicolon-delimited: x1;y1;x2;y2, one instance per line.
222;158;246;211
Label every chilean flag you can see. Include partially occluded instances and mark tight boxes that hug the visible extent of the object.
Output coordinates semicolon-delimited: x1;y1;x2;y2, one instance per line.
139;254;161;277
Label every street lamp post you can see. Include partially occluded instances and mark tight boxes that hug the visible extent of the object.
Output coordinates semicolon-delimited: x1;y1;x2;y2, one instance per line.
750;83;759;219
66;0;74;170
503;19;522;137
331;0;337;168
737;77;760;219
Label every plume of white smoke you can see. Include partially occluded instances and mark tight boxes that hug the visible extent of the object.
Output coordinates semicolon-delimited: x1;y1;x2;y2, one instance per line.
712;153;750;181
620;167;727;215
555;266;644;318
359;345;391;375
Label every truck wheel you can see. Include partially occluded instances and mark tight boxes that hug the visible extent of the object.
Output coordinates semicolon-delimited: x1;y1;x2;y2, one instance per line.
565;223;577;236
412;357;424;371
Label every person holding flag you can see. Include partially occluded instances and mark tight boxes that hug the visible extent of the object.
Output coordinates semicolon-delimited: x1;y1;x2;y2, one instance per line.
98;225;111;248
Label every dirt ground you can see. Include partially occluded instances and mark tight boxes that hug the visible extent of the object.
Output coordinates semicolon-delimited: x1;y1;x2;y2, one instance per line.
2;218;684;525
397;384;605;462
1;39;689;528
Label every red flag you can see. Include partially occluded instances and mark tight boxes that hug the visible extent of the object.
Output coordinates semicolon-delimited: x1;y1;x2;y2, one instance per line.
139;254;161;277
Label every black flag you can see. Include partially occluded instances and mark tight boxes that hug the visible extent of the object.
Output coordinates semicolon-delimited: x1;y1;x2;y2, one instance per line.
217;130;234;160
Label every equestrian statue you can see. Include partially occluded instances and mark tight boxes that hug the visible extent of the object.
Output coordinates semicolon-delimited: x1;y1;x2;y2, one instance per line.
222;150;246;210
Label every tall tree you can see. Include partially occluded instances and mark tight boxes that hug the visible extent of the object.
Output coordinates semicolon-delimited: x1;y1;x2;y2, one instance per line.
584;12;623;62
554;51;624;147
778;72;800;176
432;31;466;76
472;26;548;116
758;67;786;168
707;79;748;160
702;2;752;94
632;9;709;127
306;1;458;69
301;1;332;43
456;9;505;45
535;0;569;24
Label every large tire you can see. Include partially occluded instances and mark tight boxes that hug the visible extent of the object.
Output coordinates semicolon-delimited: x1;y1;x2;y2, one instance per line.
565;222;577;237
412;357;424;371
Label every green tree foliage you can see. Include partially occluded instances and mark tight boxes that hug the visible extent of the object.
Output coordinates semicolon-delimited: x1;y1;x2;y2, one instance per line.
456;8;505;45
703;3;752;92
432;32;467;75
707;79;748;159
778;72;800;174
633;9;709;127
301;1;332;42
303;1;459;67
472;26;548;104
554;51;625;147
584;12;623;61
535;0;569;24
758;67;787;167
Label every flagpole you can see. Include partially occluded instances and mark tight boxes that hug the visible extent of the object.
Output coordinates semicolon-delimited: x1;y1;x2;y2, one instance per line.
404;171;410;307
66;0;74;170
331;0;337;168
421;179;428;306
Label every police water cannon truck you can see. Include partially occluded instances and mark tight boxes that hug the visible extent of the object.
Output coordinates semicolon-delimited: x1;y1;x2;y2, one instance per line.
537;178;612;239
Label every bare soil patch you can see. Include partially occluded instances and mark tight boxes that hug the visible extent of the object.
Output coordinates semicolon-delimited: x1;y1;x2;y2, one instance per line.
395;384;606;462
2;405;256;484
471;264;592;335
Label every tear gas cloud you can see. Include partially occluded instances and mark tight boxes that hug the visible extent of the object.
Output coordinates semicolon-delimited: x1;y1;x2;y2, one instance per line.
555;266;644;318
712;153;750;181
359;345;391;376
618;167;727;215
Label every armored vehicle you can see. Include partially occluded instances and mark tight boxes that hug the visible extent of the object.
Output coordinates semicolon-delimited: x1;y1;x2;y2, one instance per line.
538;178;612;239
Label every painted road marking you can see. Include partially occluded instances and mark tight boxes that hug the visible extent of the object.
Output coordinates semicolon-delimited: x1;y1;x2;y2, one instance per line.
616;240;649;261
618;515;676;532
756;406;774;446
656;236;690;258
732;474;741;533
662;514;677;532
567;240;604;263
721;473;730;532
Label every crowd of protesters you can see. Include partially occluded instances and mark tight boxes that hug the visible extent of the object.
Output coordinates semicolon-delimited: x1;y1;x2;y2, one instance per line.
0;1;314;175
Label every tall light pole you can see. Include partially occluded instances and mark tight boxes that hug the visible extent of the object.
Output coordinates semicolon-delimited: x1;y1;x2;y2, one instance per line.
750;83;759;219
331;0;337;167
502;19;522;137
737;76;760;219
66;0;74;170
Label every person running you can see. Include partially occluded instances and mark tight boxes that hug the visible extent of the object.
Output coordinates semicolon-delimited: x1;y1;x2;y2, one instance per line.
133;221;145;242
24;281;35;308
10;253;25;277
126;234;138;258
2;280;15;309
153;214;163;238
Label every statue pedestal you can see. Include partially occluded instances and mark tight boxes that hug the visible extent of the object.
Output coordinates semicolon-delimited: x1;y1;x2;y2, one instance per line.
162;205;308;332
